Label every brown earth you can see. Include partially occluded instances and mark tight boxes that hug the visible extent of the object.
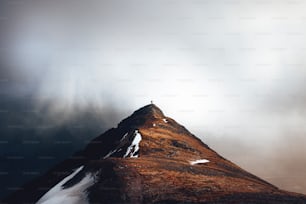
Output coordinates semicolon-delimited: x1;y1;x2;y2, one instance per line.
3;104;306;203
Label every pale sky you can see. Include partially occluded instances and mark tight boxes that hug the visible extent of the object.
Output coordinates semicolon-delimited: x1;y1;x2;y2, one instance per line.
1;0;306;194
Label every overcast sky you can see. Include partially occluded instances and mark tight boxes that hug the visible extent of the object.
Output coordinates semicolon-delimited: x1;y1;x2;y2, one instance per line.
1;0;306;195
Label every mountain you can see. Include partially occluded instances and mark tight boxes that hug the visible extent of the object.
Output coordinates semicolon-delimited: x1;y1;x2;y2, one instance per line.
3;104;306;204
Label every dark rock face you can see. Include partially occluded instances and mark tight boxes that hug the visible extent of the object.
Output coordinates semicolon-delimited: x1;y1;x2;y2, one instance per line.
3;104;306;204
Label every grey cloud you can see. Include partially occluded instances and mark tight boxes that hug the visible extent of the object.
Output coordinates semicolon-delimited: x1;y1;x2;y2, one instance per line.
1;0;306;197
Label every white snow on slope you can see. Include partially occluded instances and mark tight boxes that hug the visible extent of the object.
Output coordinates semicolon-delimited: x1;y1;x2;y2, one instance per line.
103;132;129;159
120;132;128;142
189;159;210;165
103;149;118;159
36;166;96;204
163;118;168;123
124;130;142;158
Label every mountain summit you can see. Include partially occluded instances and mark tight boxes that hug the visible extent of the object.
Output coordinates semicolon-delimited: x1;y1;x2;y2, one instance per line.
4;104;306;203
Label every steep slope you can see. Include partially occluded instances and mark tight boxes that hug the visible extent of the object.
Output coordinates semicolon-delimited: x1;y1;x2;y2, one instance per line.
3;104;306;204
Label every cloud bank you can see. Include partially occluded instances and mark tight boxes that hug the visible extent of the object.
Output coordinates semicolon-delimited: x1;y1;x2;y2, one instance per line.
1;0;306;196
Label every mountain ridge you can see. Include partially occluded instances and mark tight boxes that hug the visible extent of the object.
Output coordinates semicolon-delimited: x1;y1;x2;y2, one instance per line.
3;104;306;203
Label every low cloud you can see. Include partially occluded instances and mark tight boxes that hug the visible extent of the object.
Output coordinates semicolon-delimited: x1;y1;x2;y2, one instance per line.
1;0;306;198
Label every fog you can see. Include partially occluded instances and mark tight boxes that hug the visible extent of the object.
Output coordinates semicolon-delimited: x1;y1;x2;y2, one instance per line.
1;0;306;197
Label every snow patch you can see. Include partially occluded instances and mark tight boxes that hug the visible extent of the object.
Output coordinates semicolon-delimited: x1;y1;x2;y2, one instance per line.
36;166;83;203
190;159;210;165
120;132;128;142
103;149;118;159
124;130;142;158
36;166;97;204
104;132;129;159
163;118;168;123
153;123;156;127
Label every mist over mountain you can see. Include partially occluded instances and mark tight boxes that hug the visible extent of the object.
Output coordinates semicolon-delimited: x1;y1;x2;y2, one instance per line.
0;95;127;198
1;0;306;198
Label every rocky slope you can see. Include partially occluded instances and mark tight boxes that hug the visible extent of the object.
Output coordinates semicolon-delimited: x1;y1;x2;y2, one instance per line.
3;104;306;203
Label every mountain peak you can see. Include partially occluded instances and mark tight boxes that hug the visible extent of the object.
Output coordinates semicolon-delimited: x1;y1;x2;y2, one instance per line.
117;104;165;129
131;103;165;118
4;105;306;204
